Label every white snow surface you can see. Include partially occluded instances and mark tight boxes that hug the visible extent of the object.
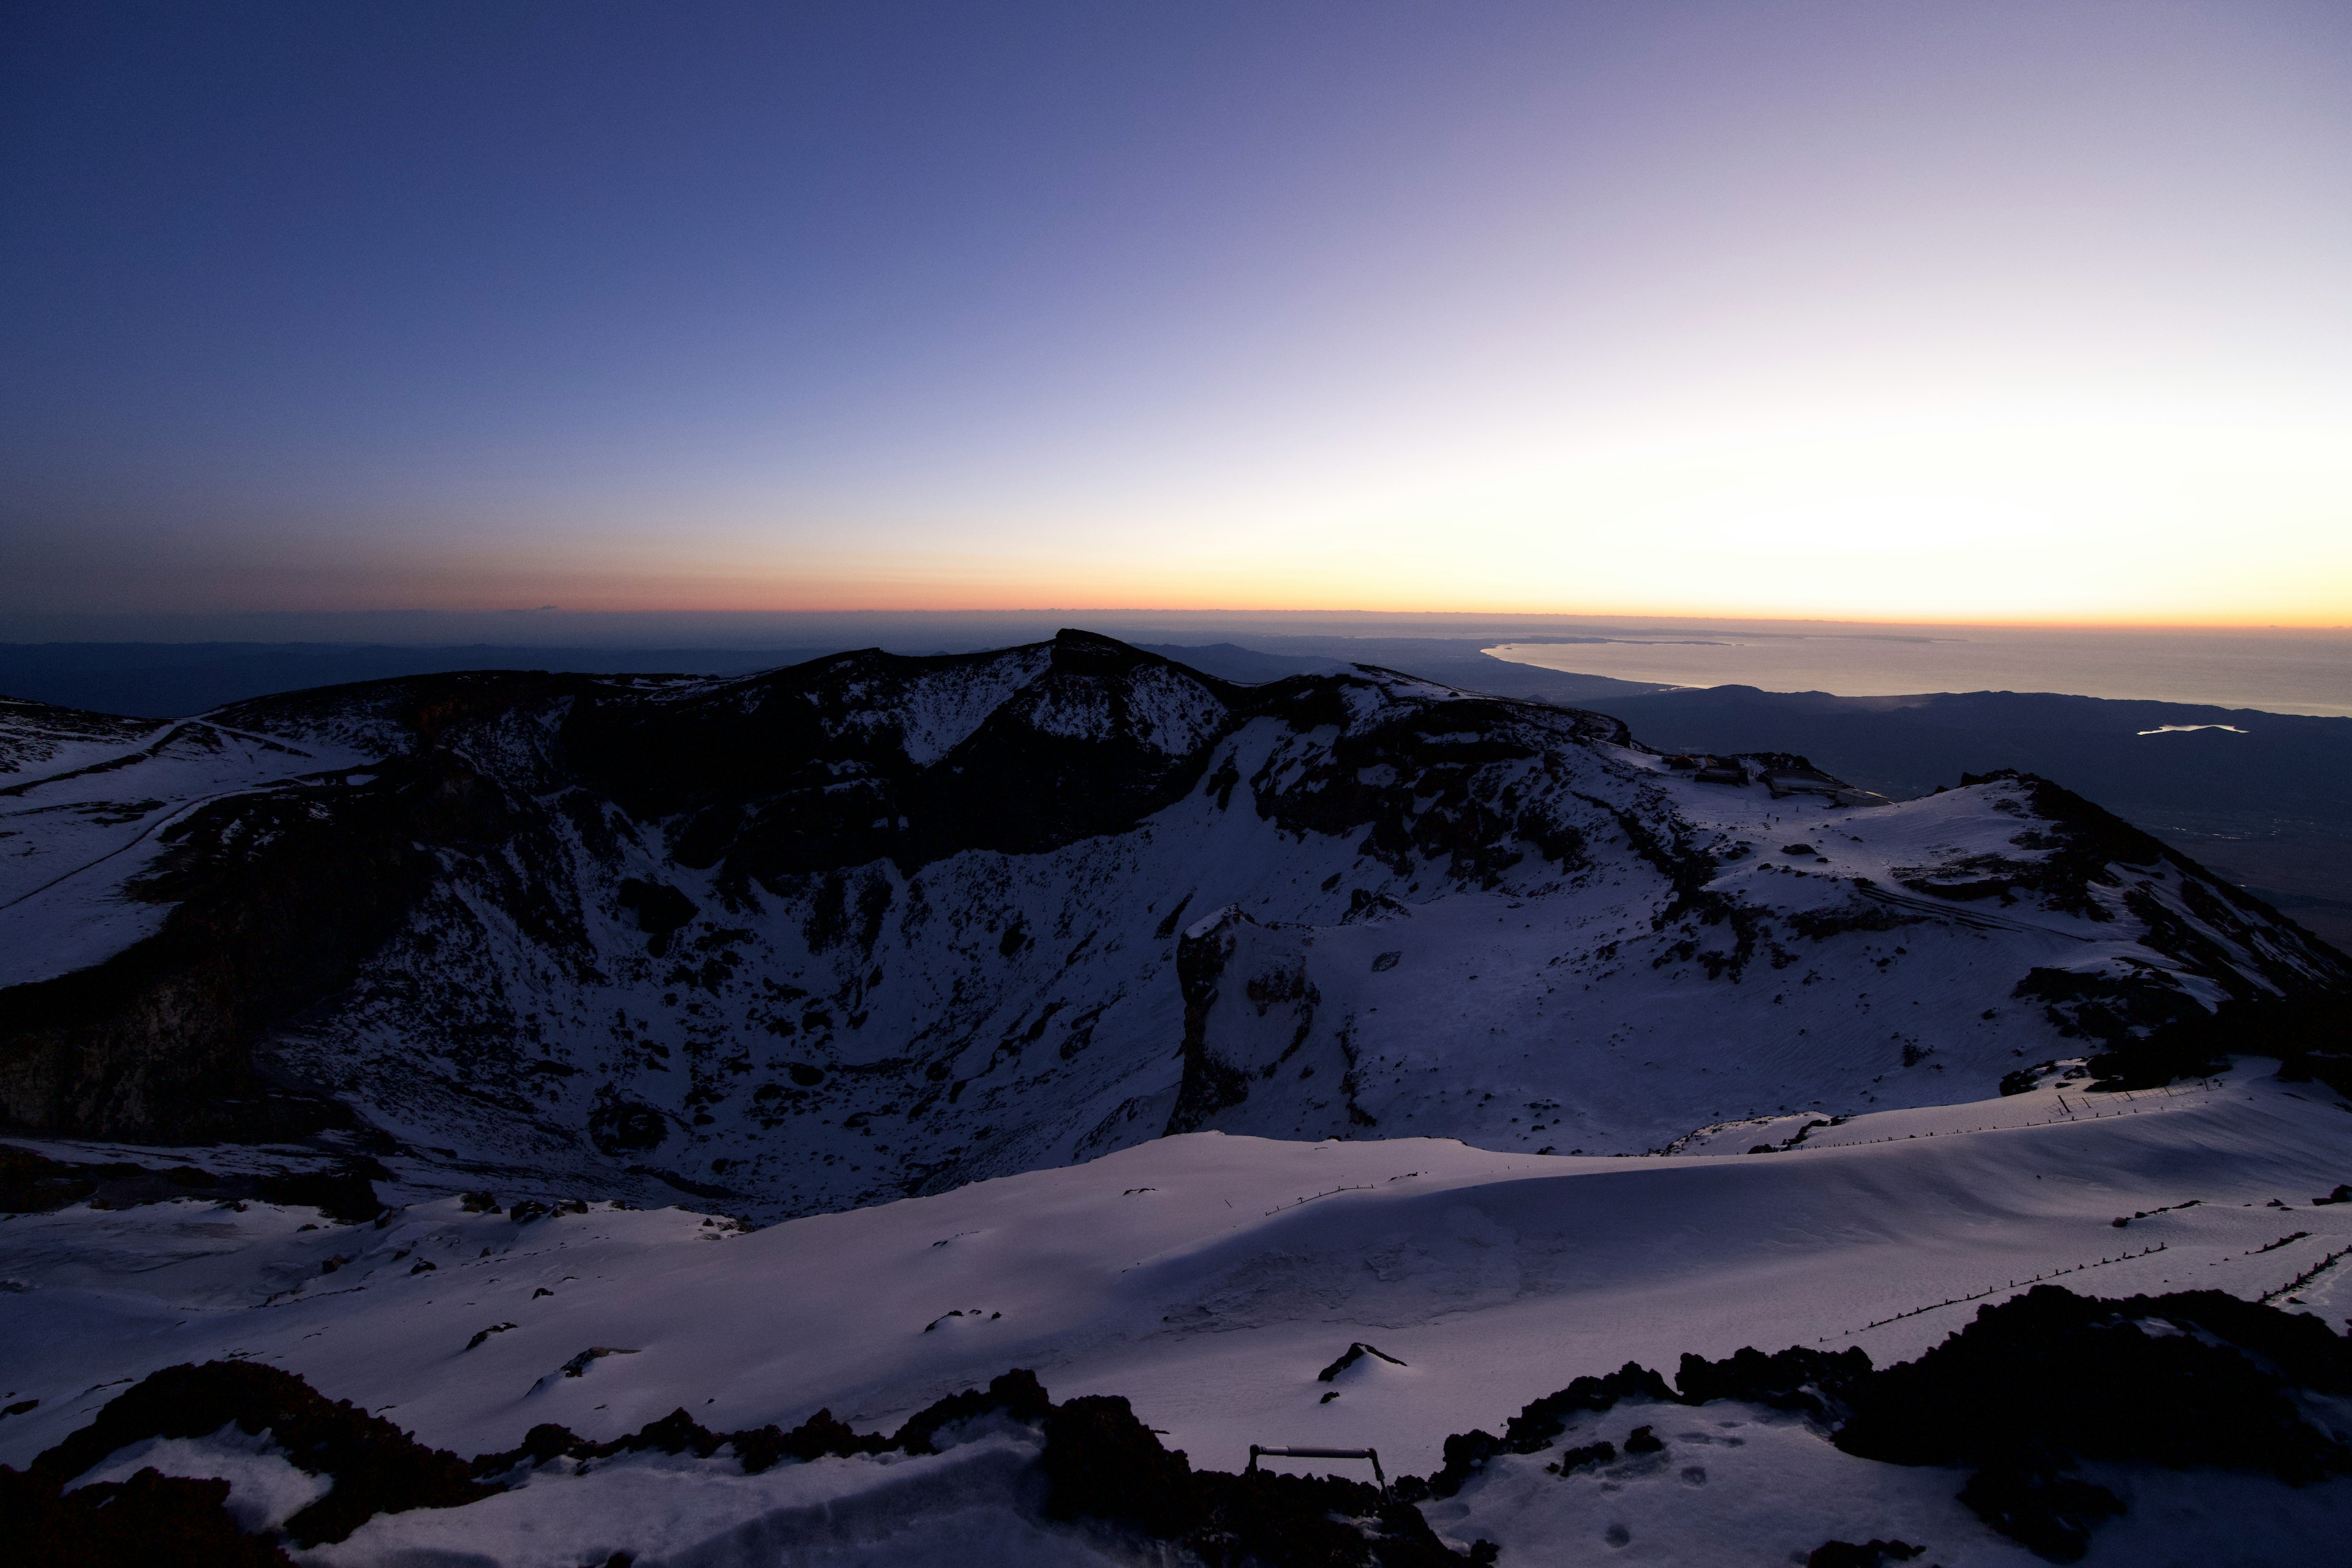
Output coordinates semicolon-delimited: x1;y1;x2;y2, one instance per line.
0;698;167;778
817;647;1055;766
6;1069;2351;1564
0;710;374;986
67;1422;332;1531
315;1434;1125;1568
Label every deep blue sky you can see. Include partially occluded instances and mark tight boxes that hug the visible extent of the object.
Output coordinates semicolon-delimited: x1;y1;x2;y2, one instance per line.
6;2;2350;625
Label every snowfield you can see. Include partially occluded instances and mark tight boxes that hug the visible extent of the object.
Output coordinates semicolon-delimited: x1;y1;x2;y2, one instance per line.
0;711;374;989
5;1068;2350;1564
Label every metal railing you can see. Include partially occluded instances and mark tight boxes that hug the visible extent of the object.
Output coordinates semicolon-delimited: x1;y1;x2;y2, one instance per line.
1245;1444;1387;1495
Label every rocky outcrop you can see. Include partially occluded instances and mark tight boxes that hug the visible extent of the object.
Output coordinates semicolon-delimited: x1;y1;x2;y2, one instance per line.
23;1283;2339;1566
0;747;538;1141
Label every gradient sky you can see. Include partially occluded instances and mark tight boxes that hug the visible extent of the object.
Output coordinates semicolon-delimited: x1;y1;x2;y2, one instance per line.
5;1;2350;626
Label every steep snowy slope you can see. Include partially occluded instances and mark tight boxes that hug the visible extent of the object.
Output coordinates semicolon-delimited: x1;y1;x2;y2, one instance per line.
0;696;164;778
4;1069;2350;1566
0;705;373;990
1;633;2341;1214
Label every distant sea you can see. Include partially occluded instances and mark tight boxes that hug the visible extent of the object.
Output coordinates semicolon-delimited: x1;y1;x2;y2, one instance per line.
1486;627;2352;718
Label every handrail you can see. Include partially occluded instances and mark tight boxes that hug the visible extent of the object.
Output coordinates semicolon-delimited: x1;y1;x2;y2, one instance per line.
1246;1444;1387;1494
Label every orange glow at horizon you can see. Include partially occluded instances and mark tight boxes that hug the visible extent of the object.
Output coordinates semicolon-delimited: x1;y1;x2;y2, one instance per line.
10;6;2351;633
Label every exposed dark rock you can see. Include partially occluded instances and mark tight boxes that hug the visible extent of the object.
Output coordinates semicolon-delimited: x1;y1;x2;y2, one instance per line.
1245;689;1609;888
2011;967;2209;1052
1834;1285;2352;1558
0;1143;383;1221
1545;1440;1615;1473
29;1360;489;1547
470;1420;597;1474
1954;1462;2121;1562
1039;1393;1201;1537
2089;987;2352;1093
1166;910;1255;1134
1806;1540;1924;1568
616;879;697;956
554;1346;637;1378
1385;1285;2351;1561
1836;1284;2352;1476
0;1143;99;1212
1153;892;1196;940
587;1091;668;1155
0;751;506;1141
1042;1389;1467;1566
469;1366;1041;1482
254;1166;386;1224
466;1366;1472;1564
1674;1344;1872;1425
891;1368;1053;1453
1954;772;2165;915
1785;902;1925;941
1182;1469;1467;1568
0;1463;296;1567
1403;1362;1674;1501
1319;1341;1408;1381
565;632;1234;888
23;1292;2345;1564
731;1407;892;1472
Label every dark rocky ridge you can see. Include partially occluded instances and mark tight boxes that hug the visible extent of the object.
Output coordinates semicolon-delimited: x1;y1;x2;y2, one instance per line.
0;1142;385;1221
1400;1284;2352;1561
0;757;472;1141
12;1284;2342;1564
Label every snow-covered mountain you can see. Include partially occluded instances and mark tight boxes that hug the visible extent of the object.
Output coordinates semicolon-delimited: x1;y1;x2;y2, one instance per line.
2;631;2342;1216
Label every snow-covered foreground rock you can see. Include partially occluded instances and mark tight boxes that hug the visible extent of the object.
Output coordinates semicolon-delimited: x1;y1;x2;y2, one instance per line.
4;633;2342;1215
5;1069;2350;1564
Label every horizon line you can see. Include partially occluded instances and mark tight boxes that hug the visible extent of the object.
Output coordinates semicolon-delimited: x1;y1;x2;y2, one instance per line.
4;606;2351;635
